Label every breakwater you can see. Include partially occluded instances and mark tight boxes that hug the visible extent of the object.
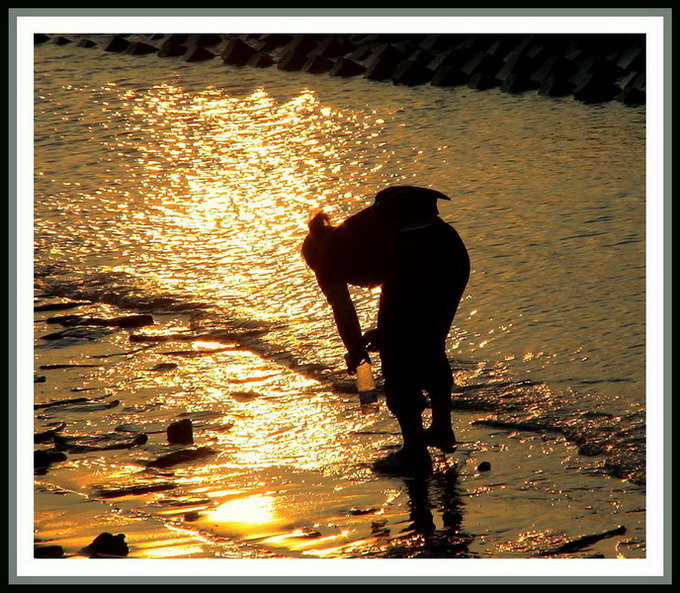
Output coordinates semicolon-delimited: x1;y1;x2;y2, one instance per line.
35;32;646;106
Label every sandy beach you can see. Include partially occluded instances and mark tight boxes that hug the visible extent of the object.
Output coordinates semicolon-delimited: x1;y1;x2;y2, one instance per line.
33;294;645;560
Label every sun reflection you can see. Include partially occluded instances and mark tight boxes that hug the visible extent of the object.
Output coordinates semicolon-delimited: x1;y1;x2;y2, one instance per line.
204;494;283;533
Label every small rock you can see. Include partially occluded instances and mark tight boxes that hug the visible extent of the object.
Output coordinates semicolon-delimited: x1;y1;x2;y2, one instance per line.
220;38;257;66
349;507;379;515
184;46;215;63
34;423;66;444
34;301;91;312
34;375;46;383
76;38;97;48
184;511;201;522
150;362;178;372
81;533;129;557
102;35;130;53
53;432;148;454
94;481;177;499
329;57;366;78
167;419;193;445
125;41;157;56
158;43;187;58
477;461;491;472
34;545;64;558
146;446;216;469
34;449;67;474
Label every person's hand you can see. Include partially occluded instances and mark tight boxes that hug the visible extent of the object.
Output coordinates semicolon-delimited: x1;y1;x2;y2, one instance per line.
345;348;370;375
362;329;381;352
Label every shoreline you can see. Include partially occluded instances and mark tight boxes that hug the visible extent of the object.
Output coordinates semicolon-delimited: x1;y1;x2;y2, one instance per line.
33;294;645;560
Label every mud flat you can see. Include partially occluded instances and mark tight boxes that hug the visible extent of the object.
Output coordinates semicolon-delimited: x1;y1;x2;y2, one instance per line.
32;294;645;560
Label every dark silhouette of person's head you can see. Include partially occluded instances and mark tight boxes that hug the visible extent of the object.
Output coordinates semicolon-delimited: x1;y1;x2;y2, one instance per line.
373;185;450;227
302;211;334;271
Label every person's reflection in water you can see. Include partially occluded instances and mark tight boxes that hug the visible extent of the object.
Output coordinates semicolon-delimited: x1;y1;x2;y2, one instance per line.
392;464;472;557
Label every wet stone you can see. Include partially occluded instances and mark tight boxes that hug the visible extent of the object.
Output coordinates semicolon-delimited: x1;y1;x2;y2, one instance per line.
125;41;157;56
34;545;64;558
167;419;194;445
53;431;148;454
146;446;216;469
51;36;72;45
185;47;215;63
94;480;178;498
37;398;120;414
158;43;187;58
34;449;67;473
41;326;115;342
76;38;97;48
150;362;178;372
349;507;380;516
102;35;130;53
45;313;154;328
157;494;211;508
329;57;366;78
35;397;90;410
477;461;492;472
34;423;66;444
81;533;129;557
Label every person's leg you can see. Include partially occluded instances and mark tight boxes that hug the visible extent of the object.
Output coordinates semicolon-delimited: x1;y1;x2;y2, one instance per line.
422;328;457;452
374;352;432;475
425;391;457;452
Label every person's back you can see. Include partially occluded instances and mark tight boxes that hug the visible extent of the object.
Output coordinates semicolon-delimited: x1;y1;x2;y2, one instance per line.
302;185;470;476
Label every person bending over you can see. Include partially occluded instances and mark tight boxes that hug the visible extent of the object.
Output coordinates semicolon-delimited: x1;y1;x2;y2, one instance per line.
302;185;470;476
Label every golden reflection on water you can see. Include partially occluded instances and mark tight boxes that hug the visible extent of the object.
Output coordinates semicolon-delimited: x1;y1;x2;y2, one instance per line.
204;494;282;534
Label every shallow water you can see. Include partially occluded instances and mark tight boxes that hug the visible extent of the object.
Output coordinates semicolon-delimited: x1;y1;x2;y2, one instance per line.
32;37;646;559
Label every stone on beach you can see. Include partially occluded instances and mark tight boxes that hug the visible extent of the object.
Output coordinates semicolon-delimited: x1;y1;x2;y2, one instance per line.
221;38;258;66
81;533;129;557
76;38;97;49
53;431;148;454
150;362;178;372
50;313;153;329
41;327;116;342
35;397;120;413
158;43;187;58
125;41;157;56
34;449;67;474
102;35;130;53
94;480;178;498
34;423;66;444
34;545;65;558
248;52;276;68
329;58;366;78
34;301;91;312
184;47;215;63
167;419;194;445
539;526;627;557
146;446;216;469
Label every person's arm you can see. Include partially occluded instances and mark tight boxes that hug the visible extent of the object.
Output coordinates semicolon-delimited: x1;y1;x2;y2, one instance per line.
316;273;369;373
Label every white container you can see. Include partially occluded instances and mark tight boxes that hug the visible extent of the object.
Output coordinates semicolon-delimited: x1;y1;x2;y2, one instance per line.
356;361;379;414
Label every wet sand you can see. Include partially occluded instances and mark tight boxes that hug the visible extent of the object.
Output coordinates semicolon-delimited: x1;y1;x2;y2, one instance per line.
32;295;645;562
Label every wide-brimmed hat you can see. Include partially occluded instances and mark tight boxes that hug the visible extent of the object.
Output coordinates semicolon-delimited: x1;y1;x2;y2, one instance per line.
373;185;450;222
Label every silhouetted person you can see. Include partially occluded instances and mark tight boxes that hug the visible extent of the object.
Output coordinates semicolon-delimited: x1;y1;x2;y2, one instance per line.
302;185;470;476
